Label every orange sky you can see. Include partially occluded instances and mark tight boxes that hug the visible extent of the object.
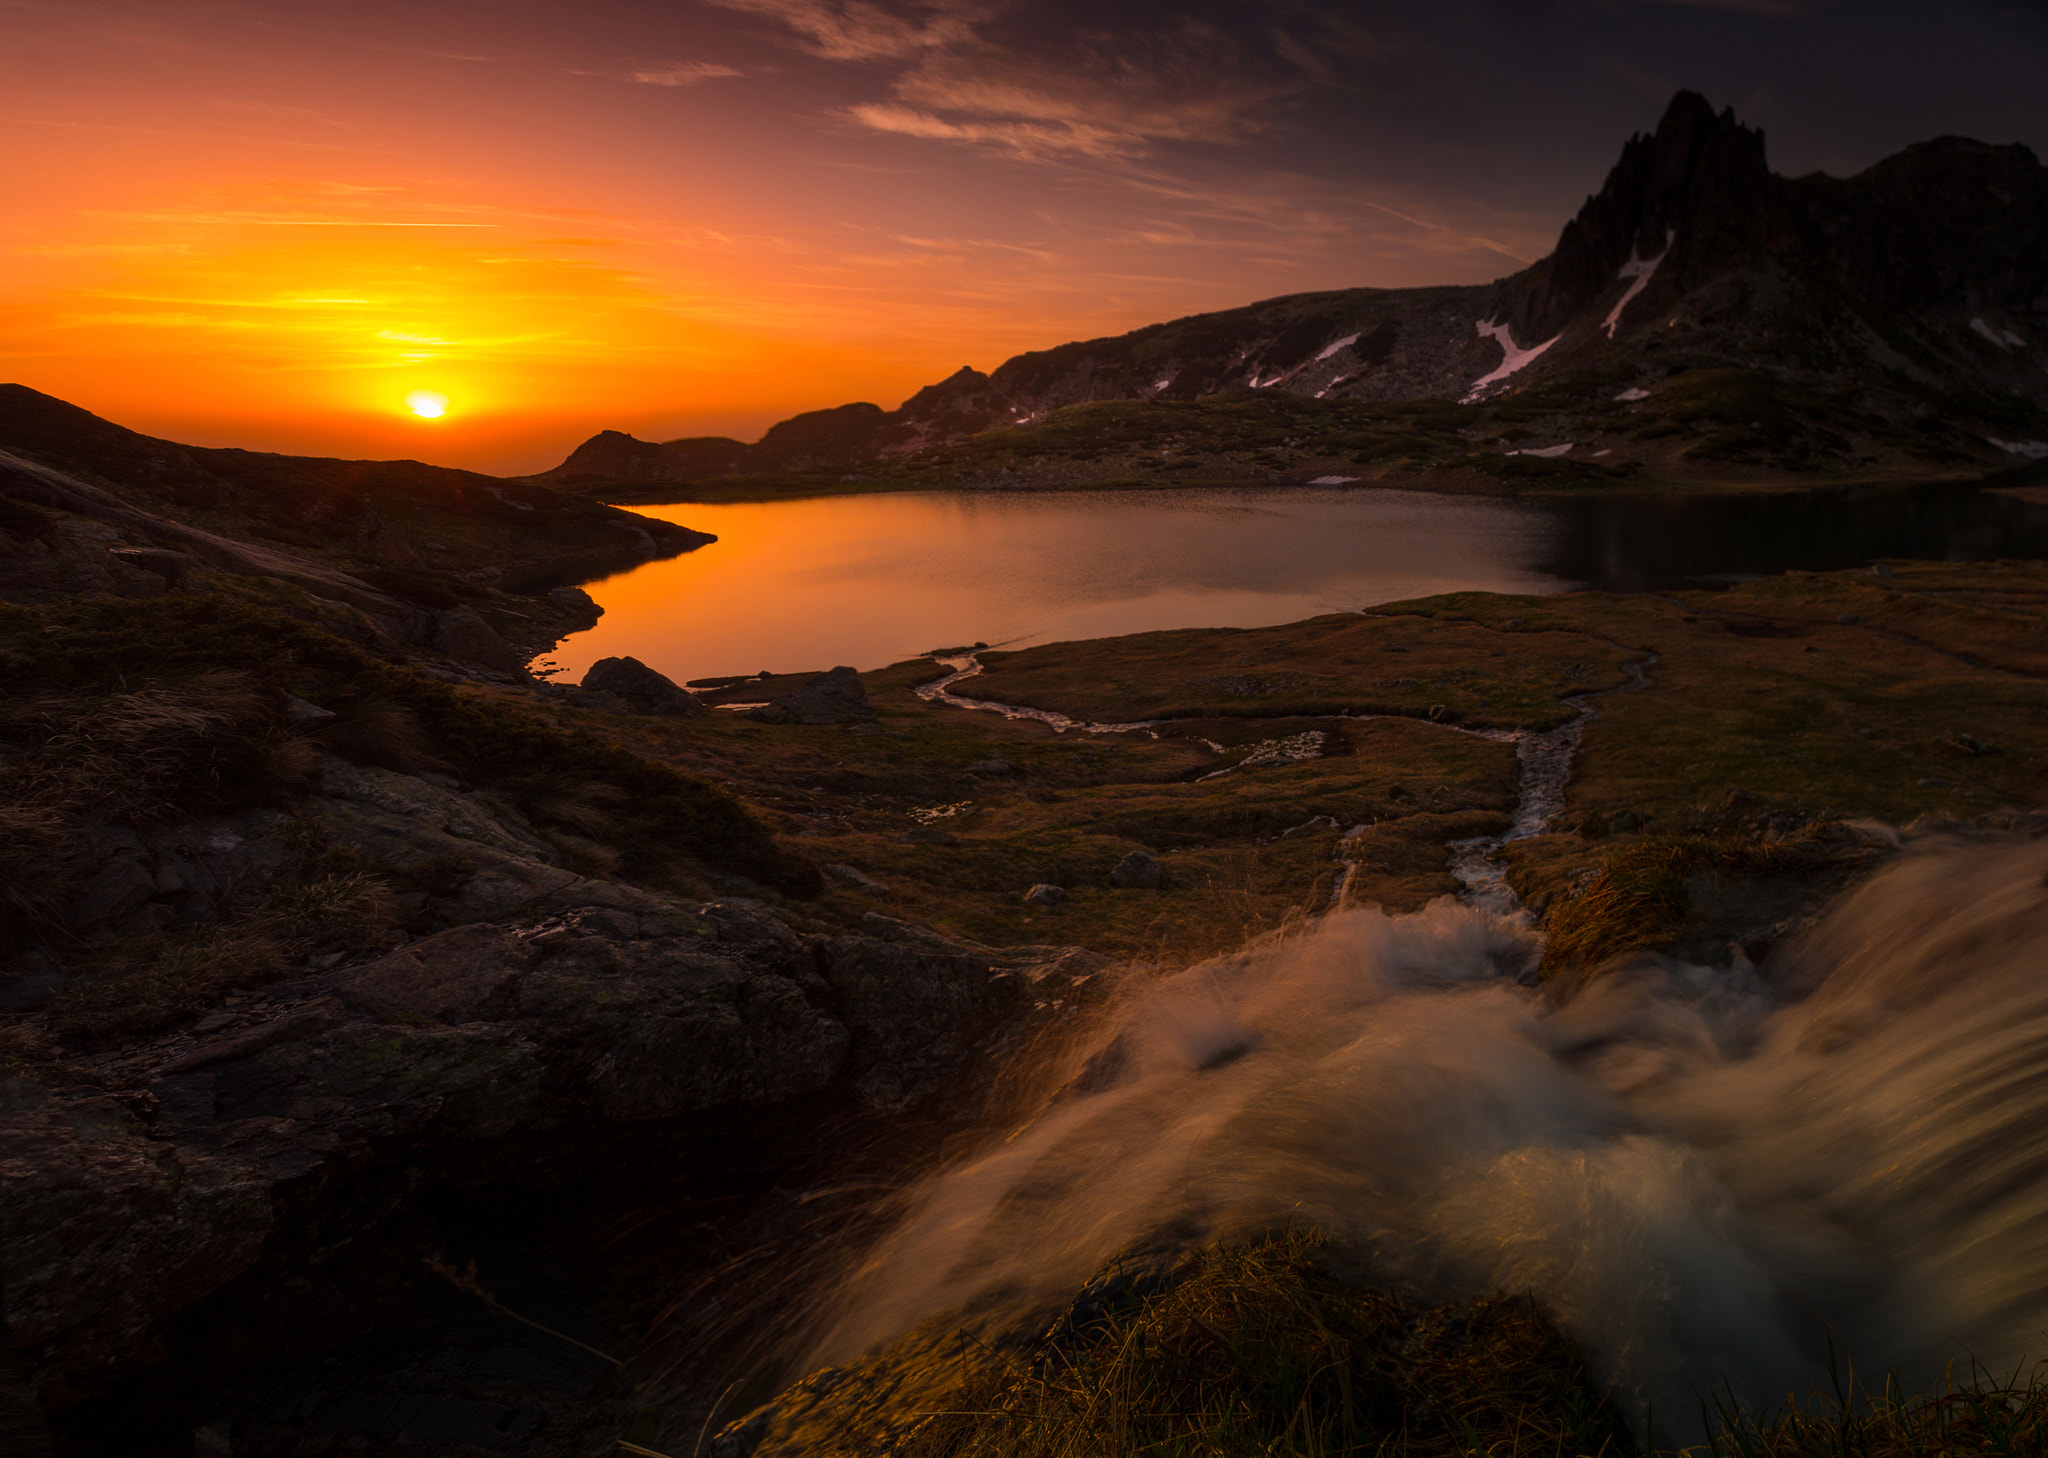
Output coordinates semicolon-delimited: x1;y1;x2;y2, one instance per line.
5;1;2043;474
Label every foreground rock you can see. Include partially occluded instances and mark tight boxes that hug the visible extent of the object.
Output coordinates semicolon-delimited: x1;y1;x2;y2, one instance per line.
0;755;1093;1420
753;666;875;725
581;654;707;715
3;893;1038;1409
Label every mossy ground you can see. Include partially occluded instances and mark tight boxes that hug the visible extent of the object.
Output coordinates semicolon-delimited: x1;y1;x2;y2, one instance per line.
500;560;2048;976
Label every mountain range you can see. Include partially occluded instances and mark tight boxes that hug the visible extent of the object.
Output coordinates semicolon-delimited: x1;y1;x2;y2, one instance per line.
544;91;2048;496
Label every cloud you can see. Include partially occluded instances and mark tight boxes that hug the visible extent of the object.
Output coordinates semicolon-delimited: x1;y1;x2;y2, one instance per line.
846;102;1145;161
720;5;1331;163
703;0;987;62
625;61;744;85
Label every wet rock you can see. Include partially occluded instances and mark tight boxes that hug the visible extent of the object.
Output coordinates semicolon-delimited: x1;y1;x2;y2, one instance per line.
582;655;705;716
771;666;875;725
1023;884;1067;907
1110;850;1166;890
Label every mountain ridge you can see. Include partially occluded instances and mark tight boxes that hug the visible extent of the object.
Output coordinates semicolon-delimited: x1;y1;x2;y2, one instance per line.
542;92;2048;494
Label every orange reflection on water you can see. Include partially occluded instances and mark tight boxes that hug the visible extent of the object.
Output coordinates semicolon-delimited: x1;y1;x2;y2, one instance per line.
549;488;1569;685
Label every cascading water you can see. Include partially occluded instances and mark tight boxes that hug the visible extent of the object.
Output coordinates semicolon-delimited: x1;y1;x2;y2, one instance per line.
822;643;2048;1437
793;836;2048;1433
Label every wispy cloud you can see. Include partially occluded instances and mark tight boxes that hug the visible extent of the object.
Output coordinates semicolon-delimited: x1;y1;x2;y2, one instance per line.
845;102;1144;160
716;2;1328;163
704;0;987;63
624;61;744;85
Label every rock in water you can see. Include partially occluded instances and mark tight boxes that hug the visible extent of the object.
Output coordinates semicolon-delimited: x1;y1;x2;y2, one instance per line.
1110;850;1165;890
773;666;875;724
582;656;706;716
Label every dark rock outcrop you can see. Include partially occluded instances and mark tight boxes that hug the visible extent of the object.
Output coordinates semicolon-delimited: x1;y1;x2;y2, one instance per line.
1;754;1081;1411
1111;850;1166;890
581;655;707;716
763;666;875;725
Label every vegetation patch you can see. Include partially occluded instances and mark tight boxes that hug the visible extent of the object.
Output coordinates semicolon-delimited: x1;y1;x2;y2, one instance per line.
0;596;814;898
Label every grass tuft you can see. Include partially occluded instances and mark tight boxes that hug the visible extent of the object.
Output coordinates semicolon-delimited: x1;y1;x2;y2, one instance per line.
894;1233;1634;1458
1538;833;1814;977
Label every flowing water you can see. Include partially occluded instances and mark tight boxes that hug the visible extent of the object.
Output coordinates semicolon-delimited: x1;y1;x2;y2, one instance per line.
791;632;2048;1436
799;839;2048;1433
619;479;2048;1432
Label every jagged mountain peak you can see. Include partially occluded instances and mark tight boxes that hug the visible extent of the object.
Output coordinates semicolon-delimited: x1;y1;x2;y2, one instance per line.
1500;90;1787;344
542;92;2048;490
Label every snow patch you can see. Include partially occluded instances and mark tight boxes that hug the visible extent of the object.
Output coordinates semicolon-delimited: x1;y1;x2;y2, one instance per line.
1988;437;2048;459
1971;318;2027;349
1614;387;1651;402
1315;332;1361;362
1603;229;1675;338
1462;319;1563;402
1309;475;1359;485
1151;375;1175;392
1507;443;1573;458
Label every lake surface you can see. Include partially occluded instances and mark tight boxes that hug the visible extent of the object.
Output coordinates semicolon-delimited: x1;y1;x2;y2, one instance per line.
546;483;2048;684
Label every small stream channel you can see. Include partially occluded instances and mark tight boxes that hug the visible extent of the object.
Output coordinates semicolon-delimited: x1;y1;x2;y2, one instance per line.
913;640;1657;924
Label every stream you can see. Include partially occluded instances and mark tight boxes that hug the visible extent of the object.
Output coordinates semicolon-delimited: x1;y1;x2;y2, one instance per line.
912;637;1658;924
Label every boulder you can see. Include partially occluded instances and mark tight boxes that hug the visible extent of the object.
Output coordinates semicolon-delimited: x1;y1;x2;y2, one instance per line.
1110;850;1166;890
432;605;528;674
581;655;705;716
1023;884;1067;907
771;666;874;724
547;584;602;616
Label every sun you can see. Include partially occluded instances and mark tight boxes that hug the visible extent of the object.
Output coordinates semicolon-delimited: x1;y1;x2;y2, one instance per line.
404;389;449;419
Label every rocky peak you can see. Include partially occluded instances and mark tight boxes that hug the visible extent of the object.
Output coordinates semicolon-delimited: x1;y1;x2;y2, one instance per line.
1502;90;1791;342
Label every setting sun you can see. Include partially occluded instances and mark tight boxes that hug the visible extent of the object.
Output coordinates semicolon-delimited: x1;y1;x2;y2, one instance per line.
404;390;449;420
